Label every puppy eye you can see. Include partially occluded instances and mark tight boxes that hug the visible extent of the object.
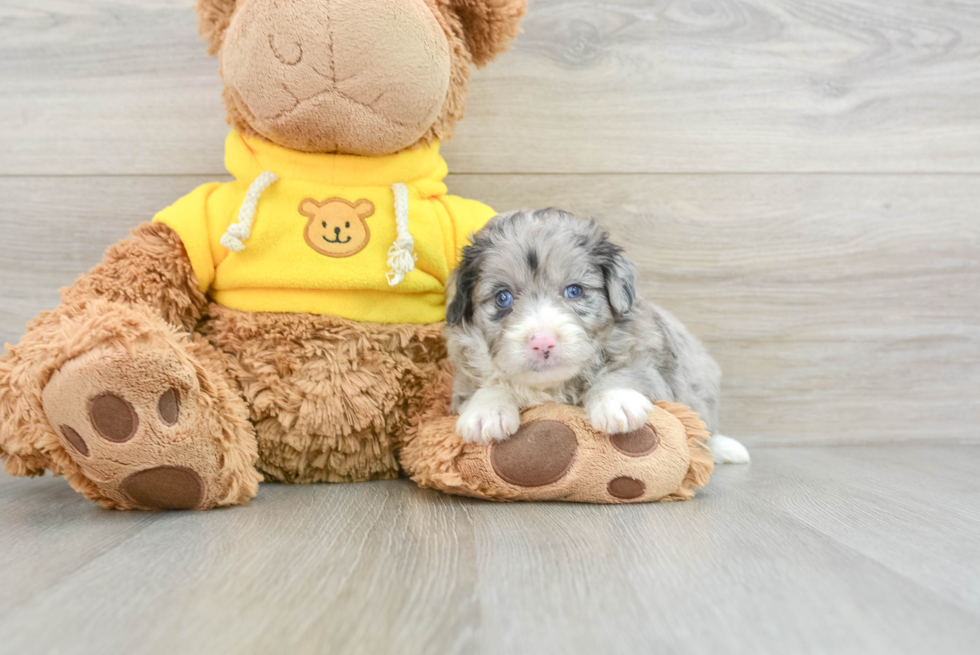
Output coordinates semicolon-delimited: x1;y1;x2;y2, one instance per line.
345;222;350;228
495;290;514;308
564;285;583;299
322;221;327;228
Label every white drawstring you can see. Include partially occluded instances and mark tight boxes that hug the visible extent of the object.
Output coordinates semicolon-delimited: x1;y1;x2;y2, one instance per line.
386;182;417;286
221;173;416;287
220;171;279;252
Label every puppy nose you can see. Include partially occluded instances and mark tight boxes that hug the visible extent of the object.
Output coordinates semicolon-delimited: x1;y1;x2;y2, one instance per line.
334;227;341;235
528;332;558;359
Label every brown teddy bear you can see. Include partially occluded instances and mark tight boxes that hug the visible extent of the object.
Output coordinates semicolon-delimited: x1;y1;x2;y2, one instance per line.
0;0;712;510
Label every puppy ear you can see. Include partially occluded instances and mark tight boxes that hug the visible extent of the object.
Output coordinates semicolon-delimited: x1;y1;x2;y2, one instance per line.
592;234;637;318
195;0;238;56
449;0;527;67
446;239;485;326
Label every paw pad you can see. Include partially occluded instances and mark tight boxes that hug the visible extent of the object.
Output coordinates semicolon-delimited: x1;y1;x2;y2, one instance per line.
157;388;180;426
610;425;659;457
59;425;89;457
490;421;577;487
89;392;139;442
608;476;646;499
120;466;204;510
40;343;232;511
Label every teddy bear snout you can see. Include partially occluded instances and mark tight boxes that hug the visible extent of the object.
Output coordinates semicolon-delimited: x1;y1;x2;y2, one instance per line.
220;0;453;155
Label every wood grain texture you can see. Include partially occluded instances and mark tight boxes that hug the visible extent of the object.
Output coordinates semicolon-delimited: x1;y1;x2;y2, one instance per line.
2;174;977;444
2;0;980;175
1;446;979;655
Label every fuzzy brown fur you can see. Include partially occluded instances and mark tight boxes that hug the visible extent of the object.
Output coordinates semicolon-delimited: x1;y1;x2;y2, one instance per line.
60;222;209;331
655;402;715;501
200;306;446;484
195;0;237;56
449;0;527;67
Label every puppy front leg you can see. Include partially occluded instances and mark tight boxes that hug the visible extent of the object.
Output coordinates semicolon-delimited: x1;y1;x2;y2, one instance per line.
456;386;521;444
585;386;655;435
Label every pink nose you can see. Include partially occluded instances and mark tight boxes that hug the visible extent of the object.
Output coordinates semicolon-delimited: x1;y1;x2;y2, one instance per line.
528;332;558;359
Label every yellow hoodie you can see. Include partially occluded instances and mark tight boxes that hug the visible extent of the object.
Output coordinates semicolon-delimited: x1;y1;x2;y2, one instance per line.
153;132;495;324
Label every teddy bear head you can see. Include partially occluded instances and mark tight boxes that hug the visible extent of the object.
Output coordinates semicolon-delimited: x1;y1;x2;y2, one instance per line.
195;0;526;156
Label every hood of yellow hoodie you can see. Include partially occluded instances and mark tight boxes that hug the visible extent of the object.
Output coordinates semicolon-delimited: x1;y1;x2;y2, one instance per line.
226;132;450;196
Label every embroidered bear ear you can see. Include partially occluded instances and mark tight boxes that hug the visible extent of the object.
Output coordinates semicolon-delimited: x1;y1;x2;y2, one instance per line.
449;0;527;68
298;199;322;219
195;0;239;56
353;200;376;220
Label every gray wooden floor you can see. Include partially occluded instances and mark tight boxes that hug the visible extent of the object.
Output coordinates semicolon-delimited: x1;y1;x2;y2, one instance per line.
2;1;980;653
1;445;979;655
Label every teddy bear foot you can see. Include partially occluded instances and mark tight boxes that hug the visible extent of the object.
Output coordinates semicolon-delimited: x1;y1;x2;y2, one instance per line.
404;401;715;504
41;339;259;510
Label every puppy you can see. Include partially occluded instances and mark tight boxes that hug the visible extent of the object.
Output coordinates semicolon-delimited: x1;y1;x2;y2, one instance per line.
445;208;749;464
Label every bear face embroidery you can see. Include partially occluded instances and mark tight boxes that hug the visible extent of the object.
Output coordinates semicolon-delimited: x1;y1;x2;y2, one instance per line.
299;198;375;257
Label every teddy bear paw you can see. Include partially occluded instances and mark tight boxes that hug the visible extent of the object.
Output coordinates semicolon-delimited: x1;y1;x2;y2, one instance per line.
416;402;712;504
41;342;230;510
482;410;678;502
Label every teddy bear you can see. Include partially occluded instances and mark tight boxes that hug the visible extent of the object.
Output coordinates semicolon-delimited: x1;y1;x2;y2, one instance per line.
0;0;713;510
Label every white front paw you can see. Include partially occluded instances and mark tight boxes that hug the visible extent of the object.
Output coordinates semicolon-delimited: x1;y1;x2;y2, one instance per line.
586;389;654;434
456;403;521;444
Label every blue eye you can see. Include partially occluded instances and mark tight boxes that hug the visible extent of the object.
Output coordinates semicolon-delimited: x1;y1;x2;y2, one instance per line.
495;290;513;308
564;285;583;299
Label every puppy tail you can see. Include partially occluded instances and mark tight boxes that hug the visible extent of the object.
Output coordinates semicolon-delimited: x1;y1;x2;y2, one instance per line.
708;434;751;465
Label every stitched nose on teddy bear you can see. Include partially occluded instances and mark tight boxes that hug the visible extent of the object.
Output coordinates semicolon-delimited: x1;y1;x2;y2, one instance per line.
221;0;452;155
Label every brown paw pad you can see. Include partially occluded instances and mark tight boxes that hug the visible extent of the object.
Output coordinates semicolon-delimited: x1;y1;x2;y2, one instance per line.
608;476;646;499
490;420;578;487
157;388;180;426
59;425;89;457
610;425;660;457
89;392;139;442
40;344;232;511
120;466;205;510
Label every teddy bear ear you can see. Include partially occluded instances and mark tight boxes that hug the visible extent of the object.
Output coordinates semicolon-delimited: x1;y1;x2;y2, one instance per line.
195;0;239;56
354;200;376;219
449;0;527;68
299;199;322;218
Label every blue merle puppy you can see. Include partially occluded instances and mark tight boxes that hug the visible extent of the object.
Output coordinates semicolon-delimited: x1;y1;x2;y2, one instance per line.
444;208;748;464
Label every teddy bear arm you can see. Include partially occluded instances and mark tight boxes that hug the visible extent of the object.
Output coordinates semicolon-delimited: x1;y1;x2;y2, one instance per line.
0;222;210;479
60;221;209;332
